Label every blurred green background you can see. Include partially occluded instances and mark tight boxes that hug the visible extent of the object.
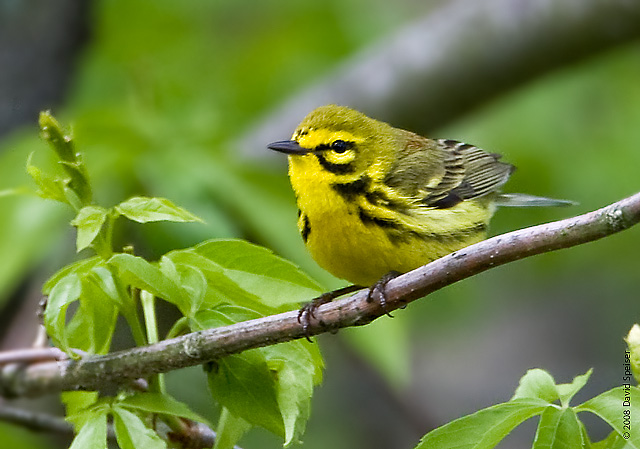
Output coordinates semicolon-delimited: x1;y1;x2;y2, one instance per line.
0;1;639;448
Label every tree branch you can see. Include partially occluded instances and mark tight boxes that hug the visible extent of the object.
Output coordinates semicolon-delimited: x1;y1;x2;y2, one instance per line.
0;403;222;449
1;192;639;398
0;403;74;435
236;0;640;157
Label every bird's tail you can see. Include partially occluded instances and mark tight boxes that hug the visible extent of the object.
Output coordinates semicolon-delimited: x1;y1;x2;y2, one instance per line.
495;193;577;208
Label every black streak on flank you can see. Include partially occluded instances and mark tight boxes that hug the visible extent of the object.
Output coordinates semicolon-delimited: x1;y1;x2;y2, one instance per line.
315;153;356;175
301;214;311;243
359;203;487;244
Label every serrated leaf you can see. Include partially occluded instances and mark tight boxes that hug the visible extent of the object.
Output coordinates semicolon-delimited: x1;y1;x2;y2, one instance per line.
44;273;82;351
65;269;119;354
26;154;68;204
532;407;585;449
108;253;188;312
62;391;100;430
592;431;635;449
59;158;92;207
577;386;640;448
214;408;251;449
44;262;120;355
196;305;322;445
166;251;267;313
557;369;592;406
88;265;125;308
512;369;559;403
160;256;206;317
118;392;210;426
39;112;92;205
264;341;323;446
112;406;166;449
414;399;549;449
43;256;102;294
39;111;75;162
115;196;202;223
191;303;263;329
167;239;323;309
207;350;284;438
71;205;108;252
68;408;108;449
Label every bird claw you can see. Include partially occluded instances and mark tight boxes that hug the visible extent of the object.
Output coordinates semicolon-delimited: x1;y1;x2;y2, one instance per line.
366;271;401;317
298;285;363;341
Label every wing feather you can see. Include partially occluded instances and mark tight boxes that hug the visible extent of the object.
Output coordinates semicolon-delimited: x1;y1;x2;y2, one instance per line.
382;133;514;209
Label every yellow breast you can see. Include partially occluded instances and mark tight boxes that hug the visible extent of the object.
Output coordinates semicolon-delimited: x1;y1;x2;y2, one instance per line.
289;154;492;286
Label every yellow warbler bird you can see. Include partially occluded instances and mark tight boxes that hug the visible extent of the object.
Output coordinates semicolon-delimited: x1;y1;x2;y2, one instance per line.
268;105;572;306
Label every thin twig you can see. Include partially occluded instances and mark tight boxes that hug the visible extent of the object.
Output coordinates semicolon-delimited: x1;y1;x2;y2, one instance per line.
0;402;228;448
0;348;68;365
0;403;73;435
0;191;638;398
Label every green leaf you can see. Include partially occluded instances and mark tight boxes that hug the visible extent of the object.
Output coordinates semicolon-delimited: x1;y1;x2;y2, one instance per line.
512;369;560;403
207;350;284;438
62;392;100;430
556;369;592;407
167;239;323;309
190;304;263;331
43;256;102;294
44;273;82;351
196;305;322;445
167;251;267;313
39;112;92;206
71;206;108;252
214;408;251;449
108;253;188;313
112;406;166;449
159;256;206;317
592;431;635;449
26;153;68;204
532;407;585;449
45;261;128;354
626;325;640;384
264;341;323;446
68;408;108;449
39;111;76;162
44;263;120;355
118;392;210;425
577;386;640;448
414;399;549;449
115;196;202;223
66;268;119;354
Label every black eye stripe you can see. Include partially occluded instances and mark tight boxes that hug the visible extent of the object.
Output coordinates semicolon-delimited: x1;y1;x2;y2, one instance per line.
313;140;354;153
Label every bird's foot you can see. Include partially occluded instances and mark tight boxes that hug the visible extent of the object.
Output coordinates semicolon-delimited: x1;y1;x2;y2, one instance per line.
366;271;401;317
298;284;363;340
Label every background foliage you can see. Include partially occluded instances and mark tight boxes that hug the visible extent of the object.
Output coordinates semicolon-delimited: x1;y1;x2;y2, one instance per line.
0;1;639;448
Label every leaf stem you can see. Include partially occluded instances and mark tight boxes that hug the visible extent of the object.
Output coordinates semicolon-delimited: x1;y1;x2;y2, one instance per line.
141;290;165;394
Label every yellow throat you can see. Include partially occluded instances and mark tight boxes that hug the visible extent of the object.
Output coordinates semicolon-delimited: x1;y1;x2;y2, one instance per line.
268;105;569;286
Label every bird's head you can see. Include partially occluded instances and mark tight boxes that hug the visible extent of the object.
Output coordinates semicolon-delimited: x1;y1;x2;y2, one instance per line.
268;105;397;181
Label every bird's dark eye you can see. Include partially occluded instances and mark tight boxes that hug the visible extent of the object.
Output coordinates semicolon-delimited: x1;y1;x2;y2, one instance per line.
331;140;348;153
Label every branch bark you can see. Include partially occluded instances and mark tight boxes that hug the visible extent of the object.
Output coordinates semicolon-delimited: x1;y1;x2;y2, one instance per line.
236;0;640;157
1;191;639;398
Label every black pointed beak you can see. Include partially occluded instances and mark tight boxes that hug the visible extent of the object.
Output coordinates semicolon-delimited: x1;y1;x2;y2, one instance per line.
267;140;312;155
